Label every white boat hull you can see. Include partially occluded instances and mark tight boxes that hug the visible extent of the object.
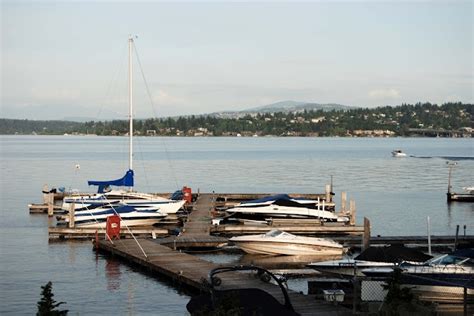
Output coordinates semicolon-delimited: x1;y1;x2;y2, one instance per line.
233;240;344;256
75;218;162;228
308;259;396;277
62;195;185;214
230;230;344;256
229;205;341;220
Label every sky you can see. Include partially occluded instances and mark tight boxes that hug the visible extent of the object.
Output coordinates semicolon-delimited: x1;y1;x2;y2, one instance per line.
1;0;473;120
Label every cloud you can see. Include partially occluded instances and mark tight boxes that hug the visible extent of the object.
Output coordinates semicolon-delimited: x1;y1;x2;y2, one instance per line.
368;88;401;99
152;89;186;106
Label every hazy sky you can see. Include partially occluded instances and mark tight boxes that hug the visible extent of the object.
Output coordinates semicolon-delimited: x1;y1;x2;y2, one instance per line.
1;1;473;120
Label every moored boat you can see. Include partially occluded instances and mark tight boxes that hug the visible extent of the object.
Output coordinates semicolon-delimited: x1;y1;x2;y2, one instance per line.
362;250;474;288
230;229;344;256
61;36;185;217
227;195;347;221
57;204;166;228
62;189;186;215
307;244;432;277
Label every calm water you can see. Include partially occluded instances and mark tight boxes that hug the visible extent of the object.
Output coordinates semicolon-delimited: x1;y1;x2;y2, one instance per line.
1;135;473;314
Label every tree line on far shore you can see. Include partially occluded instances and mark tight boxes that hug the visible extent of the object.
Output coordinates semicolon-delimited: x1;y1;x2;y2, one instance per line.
1;102;472;137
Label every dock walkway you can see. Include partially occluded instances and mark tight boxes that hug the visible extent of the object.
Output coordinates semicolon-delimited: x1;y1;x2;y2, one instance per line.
157;193;228;248
97;238;350;315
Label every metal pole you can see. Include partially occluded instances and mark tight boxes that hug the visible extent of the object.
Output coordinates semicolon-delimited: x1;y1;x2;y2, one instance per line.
454;225;459;251
128;36;133;173
427;216;431;256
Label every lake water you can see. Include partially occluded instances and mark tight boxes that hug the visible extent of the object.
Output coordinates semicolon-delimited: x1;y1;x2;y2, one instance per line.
1;135;473;314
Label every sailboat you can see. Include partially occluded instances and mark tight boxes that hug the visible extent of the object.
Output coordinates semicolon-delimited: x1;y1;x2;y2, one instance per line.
62;37;185;222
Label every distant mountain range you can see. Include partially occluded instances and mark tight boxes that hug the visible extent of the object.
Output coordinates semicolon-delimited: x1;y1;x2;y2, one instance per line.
209;100;353;118
1;100;354;122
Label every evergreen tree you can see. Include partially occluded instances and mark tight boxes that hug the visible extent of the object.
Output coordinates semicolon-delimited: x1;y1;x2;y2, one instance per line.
37;281;68;316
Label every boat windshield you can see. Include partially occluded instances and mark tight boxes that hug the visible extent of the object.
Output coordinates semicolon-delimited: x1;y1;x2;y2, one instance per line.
426;254;469;266
265;230;283;237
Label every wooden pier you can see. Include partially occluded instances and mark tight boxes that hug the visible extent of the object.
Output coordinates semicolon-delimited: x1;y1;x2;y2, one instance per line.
29;203;63;214
96;238;351;315
447;192;474;202
48;227;168;240
157;193;228;249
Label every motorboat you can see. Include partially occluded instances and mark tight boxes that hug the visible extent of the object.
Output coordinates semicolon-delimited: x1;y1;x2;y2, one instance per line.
308;259;396;277
57;204;167;228
307;244;432;277
391;149;407;157
362;250;474;288
230;229;344;256
62;190;186;215
236;194;333;209
463;186;474;194
61;37;185;216
187;265;299;315
227;195;347;221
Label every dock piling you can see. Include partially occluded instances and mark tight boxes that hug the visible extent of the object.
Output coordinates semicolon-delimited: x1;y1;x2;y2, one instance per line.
47;193;54;217
341;192;347;213
325;184;331;203
363;217;370;250
349;200;356;226
68;202;75;228
42;184;49;204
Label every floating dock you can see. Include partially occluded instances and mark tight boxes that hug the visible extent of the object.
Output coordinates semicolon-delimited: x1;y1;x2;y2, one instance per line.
96;238;351;315
48;227;168;240
447;192;474;202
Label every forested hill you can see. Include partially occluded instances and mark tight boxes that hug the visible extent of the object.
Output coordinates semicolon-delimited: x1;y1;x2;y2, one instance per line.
1;102;472;137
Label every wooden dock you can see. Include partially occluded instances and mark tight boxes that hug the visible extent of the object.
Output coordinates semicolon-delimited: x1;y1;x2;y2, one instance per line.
157;193;228;249
48;227;168;240
447;192;474;202
96;238;351;315
29;203;63;214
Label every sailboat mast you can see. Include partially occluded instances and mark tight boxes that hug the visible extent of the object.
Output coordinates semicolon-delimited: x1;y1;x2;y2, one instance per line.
128;36;133;172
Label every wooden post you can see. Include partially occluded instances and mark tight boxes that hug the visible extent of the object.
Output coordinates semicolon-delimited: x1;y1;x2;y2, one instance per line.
341;192;347;213
68;202;75;228
363;217;370;250
42;184;49;204
349;200;356;226
325;184;331;203
454;225;460;250
47;193;54;216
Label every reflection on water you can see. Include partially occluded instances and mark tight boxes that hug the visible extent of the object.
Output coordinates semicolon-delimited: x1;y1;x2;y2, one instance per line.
105;258;122;291
1;136;473;314
239;254;342;269
196;250;342;270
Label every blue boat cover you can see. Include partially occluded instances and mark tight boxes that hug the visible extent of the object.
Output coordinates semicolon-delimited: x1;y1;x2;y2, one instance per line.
241;194;292;204
88;169;134;193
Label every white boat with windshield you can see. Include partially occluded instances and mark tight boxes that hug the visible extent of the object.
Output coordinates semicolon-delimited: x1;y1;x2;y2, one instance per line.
57;204;167;228
230;229;344;256
227;194;347;221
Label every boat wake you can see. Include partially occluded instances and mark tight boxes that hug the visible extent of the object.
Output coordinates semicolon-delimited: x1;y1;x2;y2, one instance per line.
409;155;474;161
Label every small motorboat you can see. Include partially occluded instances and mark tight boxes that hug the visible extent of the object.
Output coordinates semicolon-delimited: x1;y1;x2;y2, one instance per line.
362;250;474;288
186;265;299;316
57;204;167;228
230;229;344;256
391;149;407;157
227;195;347;222
62;189;186;215
307;244;432;277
